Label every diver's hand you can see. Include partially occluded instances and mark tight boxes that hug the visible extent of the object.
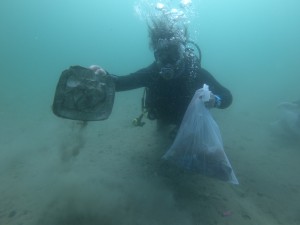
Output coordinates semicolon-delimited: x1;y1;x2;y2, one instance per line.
198;87;216;108
204;93;216;108
89;65;107;76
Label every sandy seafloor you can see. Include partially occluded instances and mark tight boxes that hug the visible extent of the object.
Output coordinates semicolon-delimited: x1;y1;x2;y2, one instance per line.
1;0;300;223
0;84;299;225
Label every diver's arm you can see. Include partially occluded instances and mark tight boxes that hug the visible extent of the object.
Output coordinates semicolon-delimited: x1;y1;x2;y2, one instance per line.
110;71;147;91
199;68;233;109
89;64;155;91
110;64;157;91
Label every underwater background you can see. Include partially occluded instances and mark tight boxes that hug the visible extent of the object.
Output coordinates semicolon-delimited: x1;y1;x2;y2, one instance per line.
0;0;299;224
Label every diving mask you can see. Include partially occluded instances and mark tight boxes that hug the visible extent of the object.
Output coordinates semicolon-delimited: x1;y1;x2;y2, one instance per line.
154;38;186;80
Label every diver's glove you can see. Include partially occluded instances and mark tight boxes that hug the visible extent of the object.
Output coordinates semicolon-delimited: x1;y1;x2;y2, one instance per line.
204;93;221;108
202;93;222;108
198;84;221;108
214;95;222;108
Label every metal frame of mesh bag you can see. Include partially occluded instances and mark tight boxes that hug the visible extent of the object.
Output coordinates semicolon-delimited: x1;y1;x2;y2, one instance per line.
52;66;115;121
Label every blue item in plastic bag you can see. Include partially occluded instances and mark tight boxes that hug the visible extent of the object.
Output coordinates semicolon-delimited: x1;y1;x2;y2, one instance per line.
162;85;238;184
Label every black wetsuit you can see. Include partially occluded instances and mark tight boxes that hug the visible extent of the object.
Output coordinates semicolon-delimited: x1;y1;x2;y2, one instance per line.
111;56;232;125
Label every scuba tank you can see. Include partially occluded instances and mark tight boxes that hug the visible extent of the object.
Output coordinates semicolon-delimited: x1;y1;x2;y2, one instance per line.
185;40;202;68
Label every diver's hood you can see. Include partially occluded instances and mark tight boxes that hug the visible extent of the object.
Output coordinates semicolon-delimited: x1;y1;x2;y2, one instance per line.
154;40;186;80
52;66;115;121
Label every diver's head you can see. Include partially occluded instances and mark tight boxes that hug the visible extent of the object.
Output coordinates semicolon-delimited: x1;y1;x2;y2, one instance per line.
154;38;186;79
148;16;188;80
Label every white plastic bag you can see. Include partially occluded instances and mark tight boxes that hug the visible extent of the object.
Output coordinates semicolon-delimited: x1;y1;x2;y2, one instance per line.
270;101;300;138
162;85;238;184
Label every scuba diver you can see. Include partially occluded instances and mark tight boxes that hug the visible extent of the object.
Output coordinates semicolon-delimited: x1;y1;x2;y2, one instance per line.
52;13;236;183
53;14;232;131
89;16;232;129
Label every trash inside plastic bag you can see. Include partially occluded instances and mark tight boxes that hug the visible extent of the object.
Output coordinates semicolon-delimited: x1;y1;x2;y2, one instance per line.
162;84;238;184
